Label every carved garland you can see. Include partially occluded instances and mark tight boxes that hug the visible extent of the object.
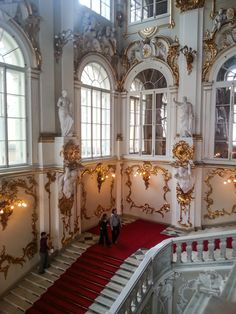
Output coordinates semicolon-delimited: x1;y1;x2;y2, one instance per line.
204;168;236;219
125;162;171;217
80;163;116;220
176;0;205;12
0;176;38;279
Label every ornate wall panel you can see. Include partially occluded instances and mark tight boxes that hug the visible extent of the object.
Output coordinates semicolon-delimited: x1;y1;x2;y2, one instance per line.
0;176;38;279
124;162;171;217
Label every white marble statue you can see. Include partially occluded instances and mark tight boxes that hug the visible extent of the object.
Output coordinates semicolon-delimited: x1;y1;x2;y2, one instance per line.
174;97;194;137
59;166;77;199
174;163;194;194
211;8;226;35
57;90;74;136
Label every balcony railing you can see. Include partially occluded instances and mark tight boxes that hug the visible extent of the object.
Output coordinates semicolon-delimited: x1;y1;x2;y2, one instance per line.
108;230;236;314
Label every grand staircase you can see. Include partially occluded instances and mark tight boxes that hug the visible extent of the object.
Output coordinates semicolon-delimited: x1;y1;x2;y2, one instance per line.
0;218;148;314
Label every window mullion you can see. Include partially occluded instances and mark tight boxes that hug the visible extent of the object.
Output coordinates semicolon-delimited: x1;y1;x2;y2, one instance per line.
4;68;9;166
139;92;142;156
229;84;234;159
100;91;102;156
91;89;93;158
152;91;155;156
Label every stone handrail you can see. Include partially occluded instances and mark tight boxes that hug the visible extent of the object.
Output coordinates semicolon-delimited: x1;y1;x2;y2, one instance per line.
108;230;236;314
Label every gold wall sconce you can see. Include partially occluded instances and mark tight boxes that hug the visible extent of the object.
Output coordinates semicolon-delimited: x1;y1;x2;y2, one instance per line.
133;161;156;189
180;45;197;75
223;175;236;190
95;163;116;193
0;193;27;230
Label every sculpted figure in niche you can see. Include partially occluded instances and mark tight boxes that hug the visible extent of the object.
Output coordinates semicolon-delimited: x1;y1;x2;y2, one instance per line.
59;166;77;199
211;8;227;36
173;97;194;137
57;90;74;136
174;162;194;194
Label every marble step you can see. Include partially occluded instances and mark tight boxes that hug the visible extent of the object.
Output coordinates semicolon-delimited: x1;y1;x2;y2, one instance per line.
71;242;91;250
120;262;137;272
100;287;120;300
11;287;38;304
31;270;56;283
111;275;128;286
25;273;53;289
106;281;124;293
4;294;32;312
54;255;74;265
61;250;79;260
88;302;109;314
45;266;64;276
18;280;46;296
65;246;85;255
95;295;113;307
124;256;141;267
116;268;134;279
0;300;24;314
50;260;71;270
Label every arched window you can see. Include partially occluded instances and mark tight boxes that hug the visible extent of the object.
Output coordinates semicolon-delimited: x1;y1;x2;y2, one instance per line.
213;55;236;160
0;27;27;167
81;62;111;158
128;68;168;156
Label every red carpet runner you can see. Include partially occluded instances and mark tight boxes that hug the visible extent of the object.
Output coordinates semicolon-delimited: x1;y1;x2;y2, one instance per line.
26;220;170;314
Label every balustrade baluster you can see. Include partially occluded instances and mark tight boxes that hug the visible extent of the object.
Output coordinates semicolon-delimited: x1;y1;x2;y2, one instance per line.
208;239;215;261
175;242;182;263
197;240;204;262
219;237;227;260
186;240;193;262
232;235;236;258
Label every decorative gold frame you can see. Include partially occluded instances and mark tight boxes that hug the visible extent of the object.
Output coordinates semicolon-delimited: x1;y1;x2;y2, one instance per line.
204;168;236;219
176;0;205;12
125;162;171;217
0;176;38;279
80;163;116;220
45;172;56;240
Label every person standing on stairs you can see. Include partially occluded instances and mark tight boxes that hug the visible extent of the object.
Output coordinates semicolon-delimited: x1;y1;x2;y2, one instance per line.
98;213;111;246
110;208;121;244
38;231;50;274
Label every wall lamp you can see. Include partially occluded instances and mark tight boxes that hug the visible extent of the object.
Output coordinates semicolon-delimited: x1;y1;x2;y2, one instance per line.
0;193;27;230
180;45;197;75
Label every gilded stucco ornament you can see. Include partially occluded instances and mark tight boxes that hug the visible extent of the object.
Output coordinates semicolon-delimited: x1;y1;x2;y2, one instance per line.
125;162;171;217
204;168;236;219
172;140;195;227
0;176;38;279
123;35;180;86
80;163;116;220
60;140;81;169
203;7;236;81
175;0;205;12
172;141;194;167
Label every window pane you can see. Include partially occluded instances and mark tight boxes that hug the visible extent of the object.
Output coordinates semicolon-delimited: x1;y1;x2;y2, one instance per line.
0;93;5;116
0;141;6;166
92;140;101;157
214;87;230;158
130;0;142;22
8;140;26;165
7;70;25;95
0;68;4;92
102;139;110;156
155;140;166;155
7;95;26;117
0;28;24;67
0;117;5;140
156;0;168;15
8;118;26;141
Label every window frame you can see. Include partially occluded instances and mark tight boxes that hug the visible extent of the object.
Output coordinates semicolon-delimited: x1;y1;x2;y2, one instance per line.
0;37;28;168
128;0;169;25
78;0;112;21
80;62;112;160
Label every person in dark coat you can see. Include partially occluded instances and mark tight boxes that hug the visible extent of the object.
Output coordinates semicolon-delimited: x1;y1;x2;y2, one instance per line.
38;232;50;274
110;208;121;244
98;213;111;246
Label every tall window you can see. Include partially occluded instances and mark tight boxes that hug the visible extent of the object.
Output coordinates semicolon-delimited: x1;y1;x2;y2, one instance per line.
214;56;236;160
129;69;168;156
79;0;111;20
0;28;27;167
81;62;111;159
130;0;168;23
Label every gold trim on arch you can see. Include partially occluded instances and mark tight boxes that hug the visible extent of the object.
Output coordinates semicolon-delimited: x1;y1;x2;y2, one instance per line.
125;162;171;217
204;168;236;219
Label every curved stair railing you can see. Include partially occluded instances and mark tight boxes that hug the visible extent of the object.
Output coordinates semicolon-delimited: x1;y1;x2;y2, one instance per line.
108;230;236;314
